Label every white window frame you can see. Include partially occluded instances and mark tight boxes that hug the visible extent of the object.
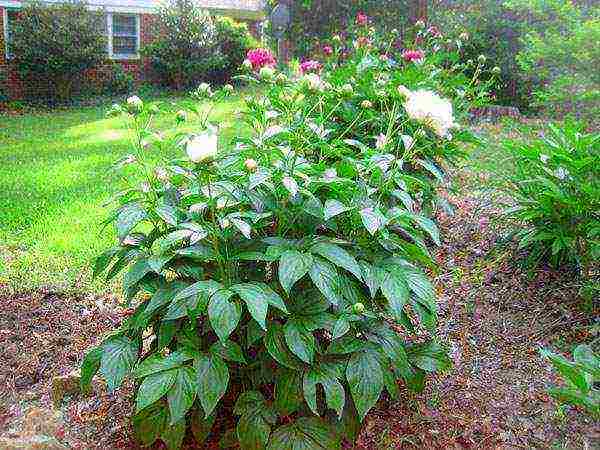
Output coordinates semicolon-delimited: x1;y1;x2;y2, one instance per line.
3;7;15;60
107;12;140;60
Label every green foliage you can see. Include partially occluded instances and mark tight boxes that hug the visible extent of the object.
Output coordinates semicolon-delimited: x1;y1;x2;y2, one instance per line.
541;344;599;418
83;25;482;449
500;121;600;273
265;0;412;57
104;63;135;96
10;0;107;100
142;0;256;89
506;0;600;122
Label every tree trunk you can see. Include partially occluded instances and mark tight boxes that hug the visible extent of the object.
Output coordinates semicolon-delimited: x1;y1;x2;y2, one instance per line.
409;0;428;24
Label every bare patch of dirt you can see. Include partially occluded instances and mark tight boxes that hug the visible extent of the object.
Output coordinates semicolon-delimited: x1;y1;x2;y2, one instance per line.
356;169;599;449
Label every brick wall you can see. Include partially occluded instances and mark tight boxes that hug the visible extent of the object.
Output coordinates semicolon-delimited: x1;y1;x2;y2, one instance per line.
0;10;158;101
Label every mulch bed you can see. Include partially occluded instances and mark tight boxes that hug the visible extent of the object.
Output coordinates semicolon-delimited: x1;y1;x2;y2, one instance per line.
1;167;598;449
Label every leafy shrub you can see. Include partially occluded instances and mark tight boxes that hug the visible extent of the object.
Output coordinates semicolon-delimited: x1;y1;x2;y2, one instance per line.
142;0;255;89
541;344;599;418
506;0;600;122
265;0;413;57
431;0;600;114
10;0;107;100
500;122;600;274
82;15;485;449
104;63;135;96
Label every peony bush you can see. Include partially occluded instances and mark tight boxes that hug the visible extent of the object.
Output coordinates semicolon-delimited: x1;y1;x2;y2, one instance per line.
83;14;489;450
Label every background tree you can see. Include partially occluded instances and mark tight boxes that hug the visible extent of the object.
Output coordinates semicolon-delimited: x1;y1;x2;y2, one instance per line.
11;0;107;100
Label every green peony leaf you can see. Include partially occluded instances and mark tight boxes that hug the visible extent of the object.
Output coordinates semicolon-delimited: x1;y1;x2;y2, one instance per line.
310;242;362;281
80;346;102;394
195;353;229;417
100;336;138;392
210;340;247;364
161;418;186;450
309;257;342;305
265;323;305;371
274;369;304;416
167;366;197;424
267;417;340;450
346;349;384;421
133;349;194;378
132;402;168;447
380;270;410;321
117;203;147;239
284;319;316;364
136;368;177;412
208;289;241;342
190;408;215;444
323;199;351;221
278;250;313;294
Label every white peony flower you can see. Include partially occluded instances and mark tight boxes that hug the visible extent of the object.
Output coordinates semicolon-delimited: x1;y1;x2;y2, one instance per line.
304;73;324;91
186;125;218;163
403;89;457;138
126;95;143;113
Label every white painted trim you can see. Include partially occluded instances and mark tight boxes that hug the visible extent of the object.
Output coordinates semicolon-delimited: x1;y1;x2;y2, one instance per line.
0;1;265;19
2;8;8;60
108;12;140;60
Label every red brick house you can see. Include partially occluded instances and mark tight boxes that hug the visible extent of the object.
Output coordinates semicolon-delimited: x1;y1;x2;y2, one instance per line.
0;0;265;100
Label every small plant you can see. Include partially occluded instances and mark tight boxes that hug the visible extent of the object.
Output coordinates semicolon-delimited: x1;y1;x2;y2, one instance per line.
500;121;600;274
541;344;600;418
82;14;485;449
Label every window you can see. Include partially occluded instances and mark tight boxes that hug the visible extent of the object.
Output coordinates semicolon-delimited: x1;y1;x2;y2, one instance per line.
3;9;19;60
108;13;139;59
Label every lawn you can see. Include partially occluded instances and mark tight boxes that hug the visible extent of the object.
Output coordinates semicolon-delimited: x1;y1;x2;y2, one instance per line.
0;94;246;293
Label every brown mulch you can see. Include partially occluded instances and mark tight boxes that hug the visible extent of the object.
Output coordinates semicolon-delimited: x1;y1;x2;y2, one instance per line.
1;169;598;449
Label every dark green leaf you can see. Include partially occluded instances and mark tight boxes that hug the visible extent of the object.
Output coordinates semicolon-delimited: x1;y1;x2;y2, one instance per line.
309;257;342;305
161;418;186;450
133;349;194;378
346;349;383;421
100;336;137;392
237;412;272;450
208;289;241;342
80;347;102;394
210;340;247;364
265;323;305;371
156;203;179;226
267;417;340;450
310;243;362;281
133;402;167;447
167;366;197;424
231;283;271;329
381;271;409;321
195;353;229;417
407;341;452;373
278;250;313;294
274;369;303;416
136;368;177;412
324;199;351;221
284;319;316;364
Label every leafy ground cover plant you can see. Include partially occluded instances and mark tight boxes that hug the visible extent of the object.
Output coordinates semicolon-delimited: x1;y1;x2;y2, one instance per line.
499;121;600;274
540;344;599;418
83;14;483;449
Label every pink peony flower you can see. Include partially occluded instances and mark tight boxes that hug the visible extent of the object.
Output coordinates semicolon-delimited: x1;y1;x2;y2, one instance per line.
322;45;333;56
402;49;425;62
356;12;368;26
355;36;371;48
299;60;322;74
427;26;442;38
246;48;276;71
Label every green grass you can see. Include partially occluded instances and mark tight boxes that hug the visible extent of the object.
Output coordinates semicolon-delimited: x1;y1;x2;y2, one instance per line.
0;93;247;293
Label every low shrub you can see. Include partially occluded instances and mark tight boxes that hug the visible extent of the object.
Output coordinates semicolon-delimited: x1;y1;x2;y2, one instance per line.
500;121;600;274
540;344;599;418
104;63;135;96
83;14;485;449
10;0;107;100
142;0;255;89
